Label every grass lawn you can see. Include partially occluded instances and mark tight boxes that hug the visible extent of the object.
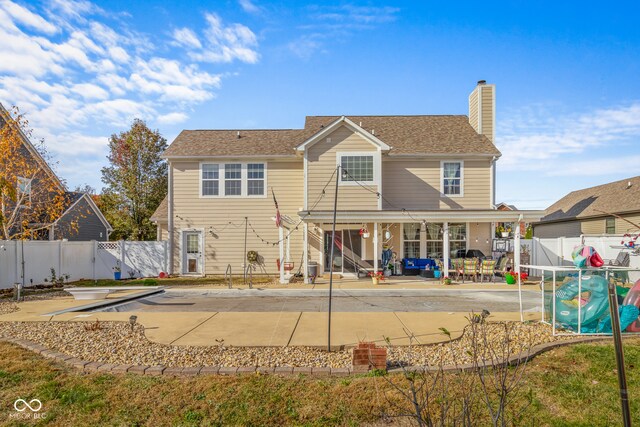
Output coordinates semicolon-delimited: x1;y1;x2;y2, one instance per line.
0;340;639;426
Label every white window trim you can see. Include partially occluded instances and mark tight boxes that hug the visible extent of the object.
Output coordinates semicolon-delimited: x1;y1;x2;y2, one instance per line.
337;151;380;186
199;162;268;198
440;160;464;198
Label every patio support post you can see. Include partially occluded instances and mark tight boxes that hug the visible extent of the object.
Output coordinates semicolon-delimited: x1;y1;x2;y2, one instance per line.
373;222;379;273
303;223;309;283
515;216;523;321
279;226;285;284
443;222;449;278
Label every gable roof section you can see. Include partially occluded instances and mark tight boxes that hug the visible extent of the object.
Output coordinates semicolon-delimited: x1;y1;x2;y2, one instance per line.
162;115;501;158
150;195;168;223
304;116;501;156
295;116;391;152
539;176;640;223
56;192;113;233
0;103;65;190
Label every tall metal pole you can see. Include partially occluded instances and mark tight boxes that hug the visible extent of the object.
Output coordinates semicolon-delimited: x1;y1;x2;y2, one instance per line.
243;217;248;286
607;280;631;427
328;165;340;352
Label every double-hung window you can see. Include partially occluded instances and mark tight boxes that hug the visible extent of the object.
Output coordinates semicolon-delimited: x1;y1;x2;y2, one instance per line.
201;163;266;197
247;163;265;196
339;154;375;184
201;164;219;196
224;164;242;196
442;161;463;196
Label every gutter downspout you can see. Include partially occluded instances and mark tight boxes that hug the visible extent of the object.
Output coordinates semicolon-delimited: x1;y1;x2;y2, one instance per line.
168;162;174;275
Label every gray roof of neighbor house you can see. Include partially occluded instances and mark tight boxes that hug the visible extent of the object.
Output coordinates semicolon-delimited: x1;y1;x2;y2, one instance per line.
150;196;168;222
162;115;501;158
538;176;640;223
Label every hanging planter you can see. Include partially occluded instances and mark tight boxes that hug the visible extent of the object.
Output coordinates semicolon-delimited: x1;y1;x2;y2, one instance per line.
359;227;370;239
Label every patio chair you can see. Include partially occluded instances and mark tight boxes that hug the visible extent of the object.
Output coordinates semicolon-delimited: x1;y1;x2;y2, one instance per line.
463;258;479;282
451;258;464;281
494;255;512;277
479;259;497;282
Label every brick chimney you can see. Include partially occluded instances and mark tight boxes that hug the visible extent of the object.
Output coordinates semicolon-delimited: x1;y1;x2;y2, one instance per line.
468;80;495;143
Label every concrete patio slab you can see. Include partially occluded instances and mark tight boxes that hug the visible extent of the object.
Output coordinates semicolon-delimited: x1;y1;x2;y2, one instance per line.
287;312;414;347
170;311;301;347
393;311;540;344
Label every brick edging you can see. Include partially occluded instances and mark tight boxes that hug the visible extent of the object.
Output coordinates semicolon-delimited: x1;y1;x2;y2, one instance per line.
0;335;622;377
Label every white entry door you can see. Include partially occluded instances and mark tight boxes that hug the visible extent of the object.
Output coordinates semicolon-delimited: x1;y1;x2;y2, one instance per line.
183;231;202;274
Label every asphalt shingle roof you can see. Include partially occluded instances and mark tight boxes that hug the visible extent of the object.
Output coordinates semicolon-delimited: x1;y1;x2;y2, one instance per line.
540;176;640;223
162;115;501;158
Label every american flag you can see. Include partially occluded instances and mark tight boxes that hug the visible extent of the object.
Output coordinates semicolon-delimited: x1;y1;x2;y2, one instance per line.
272;188;281;228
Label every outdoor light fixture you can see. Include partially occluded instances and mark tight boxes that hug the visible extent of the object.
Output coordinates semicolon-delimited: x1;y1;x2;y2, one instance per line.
129;315;137;331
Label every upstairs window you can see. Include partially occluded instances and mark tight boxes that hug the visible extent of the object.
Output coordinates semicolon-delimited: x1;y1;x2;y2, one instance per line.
200;163;266;197
339;154;374;183
201;164;219;196
247;163;265;196
442;161;463;196
224;163;242;196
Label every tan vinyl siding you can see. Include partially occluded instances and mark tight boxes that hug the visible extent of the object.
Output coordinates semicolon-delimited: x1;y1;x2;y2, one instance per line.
468;89;479;133
171;160;304;274
158;223;168;241
617;213;640;233
481;85;494;142
580;218;605;235
307;125;379;210
468;222;491;255
534;221;582;238
382;159;491;209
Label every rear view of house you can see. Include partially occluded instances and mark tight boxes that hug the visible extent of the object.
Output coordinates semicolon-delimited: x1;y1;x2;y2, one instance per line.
153;81;543;280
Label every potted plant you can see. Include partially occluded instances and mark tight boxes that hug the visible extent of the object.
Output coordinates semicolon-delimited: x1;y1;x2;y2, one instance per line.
505;271;528;285
443;276;452;285
369;271;385;285
113;261;122;280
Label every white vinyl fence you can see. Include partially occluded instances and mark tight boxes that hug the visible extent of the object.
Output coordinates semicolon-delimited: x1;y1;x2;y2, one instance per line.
529;235;640;280
0;240;168;289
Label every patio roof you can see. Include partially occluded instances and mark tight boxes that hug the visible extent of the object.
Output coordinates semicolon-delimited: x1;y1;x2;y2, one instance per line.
298;209;545;223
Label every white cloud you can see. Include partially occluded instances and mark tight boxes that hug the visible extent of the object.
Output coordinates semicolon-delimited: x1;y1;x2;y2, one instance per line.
157;111;188;125
497;103;640;171
172;27;202;49
238;0;260;14
0;0;58;34
0;1;257;189
187;13;259;64
70;82;109;100
287;5;399;58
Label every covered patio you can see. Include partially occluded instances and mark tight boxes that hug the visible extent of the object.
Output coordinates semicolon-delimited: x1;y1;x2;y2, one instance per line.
296;209;545;284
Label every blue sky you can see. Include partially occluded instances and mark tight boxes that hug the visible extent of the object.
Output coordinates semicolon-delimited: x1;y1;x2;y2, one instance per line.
1;0;639;209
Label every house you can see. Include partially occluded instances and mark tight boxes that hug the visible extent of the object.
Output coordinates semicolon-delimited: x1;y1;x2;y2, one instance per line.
533;176;640;238
0;103;112;241
153;81;544;280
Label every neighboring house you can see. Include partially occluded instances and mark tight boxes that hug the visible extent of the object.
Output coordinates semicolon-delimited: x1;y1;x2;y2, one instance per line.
495;202;527;236
533;176;640;238
0;103;112;241
153;81;544;278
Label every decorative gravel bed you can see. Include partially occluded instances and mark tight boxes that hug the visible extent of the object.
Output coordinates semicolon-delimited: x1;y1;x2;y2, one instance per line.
0;320;566;369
